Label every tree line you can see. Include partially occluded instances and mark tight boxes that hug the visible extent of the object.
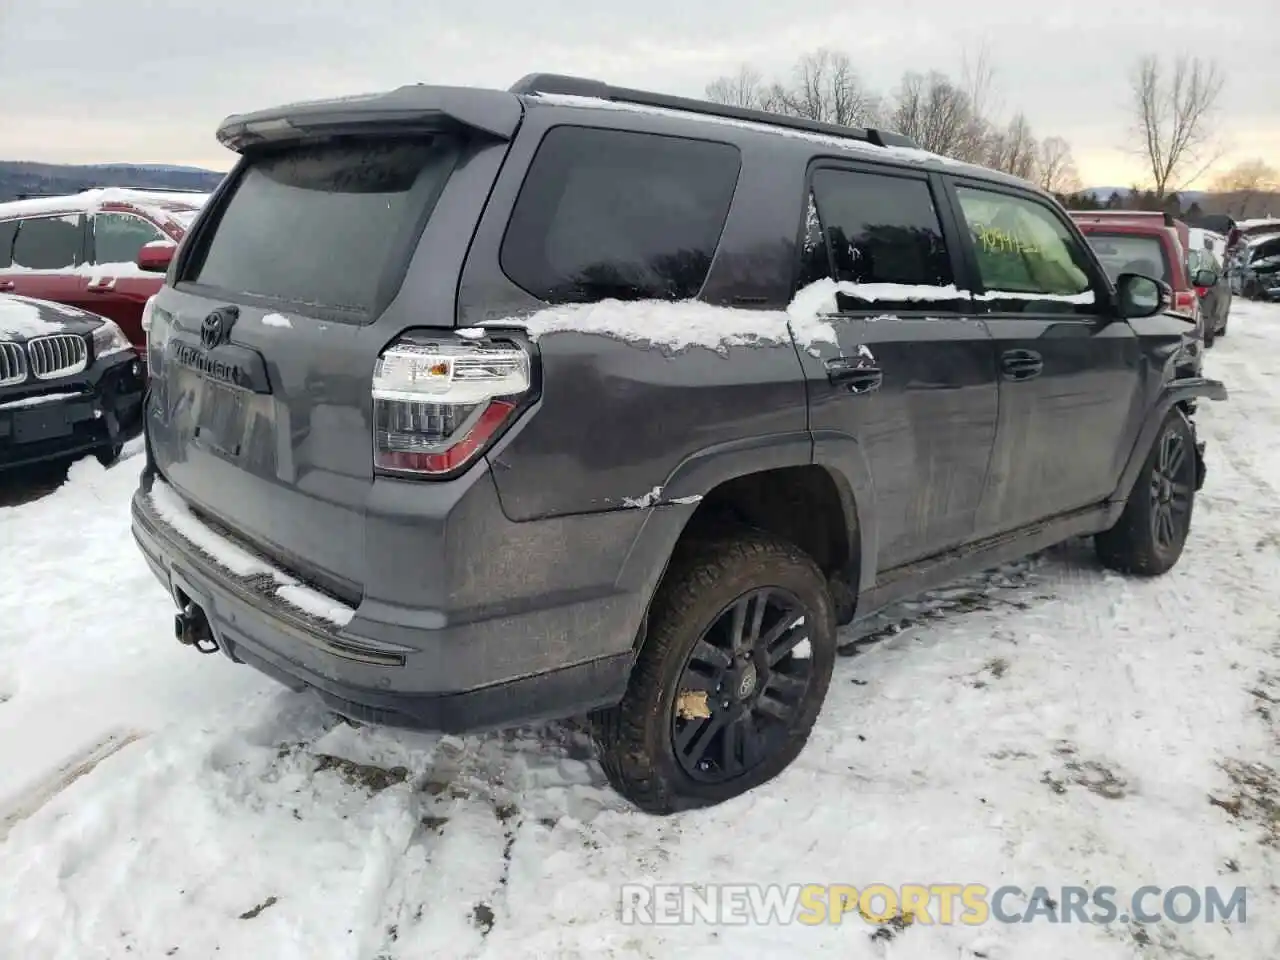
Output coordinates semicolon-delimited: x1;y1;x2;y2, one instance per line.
703;48;1277;220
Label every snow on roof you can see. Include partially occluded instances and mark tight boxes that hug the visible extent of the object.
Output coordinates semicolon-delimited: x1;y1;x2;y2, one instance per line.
1245;230;1280;249
526;93;1003;181
0;187;210;224
1237;217;1280;231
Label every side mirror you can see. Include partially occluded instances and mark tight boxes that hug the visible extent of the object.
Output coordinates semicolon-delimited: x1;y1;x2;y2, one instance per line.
1192;267;1218;288
1115;272;1170;319
136;240;176;273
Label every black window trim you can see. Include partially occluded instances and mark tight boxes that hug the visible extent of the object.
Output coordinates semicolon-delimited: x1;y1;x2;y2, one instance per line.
88;210;166;266
794;156;974;317
939;176;1115;317
174;134;465;326
496;122;744;306
2;213;89;272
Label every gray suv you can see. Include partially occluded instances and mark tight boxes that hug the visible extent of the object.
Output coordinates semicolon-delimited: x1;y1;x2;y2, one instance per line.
131;74;1226;814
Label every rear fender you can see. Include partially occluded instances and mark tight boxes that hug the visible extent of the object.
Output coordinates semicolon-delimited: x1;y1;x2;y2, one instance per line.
1111;377;1227;504
613;430;871;620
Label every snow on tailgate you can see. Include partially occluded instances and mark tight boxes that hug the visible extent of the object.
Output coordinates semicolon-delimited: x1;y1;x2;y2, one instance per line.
148;479;355;628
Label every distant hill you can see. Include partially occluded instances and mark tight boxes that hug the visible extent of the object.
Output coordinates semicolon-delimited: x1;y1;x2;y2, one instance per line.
87;162;222;175
1084;186;1209;203
0;161;225;204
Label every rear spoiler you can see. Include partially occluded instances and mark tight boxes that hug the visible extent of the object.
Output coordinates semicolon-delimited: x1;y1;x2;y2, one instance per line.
216;85;523;152
1070;210;1180;228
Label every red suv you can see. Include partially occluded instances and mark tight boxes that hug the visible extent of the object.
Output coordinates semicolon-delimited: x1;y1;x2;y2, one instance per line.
1070;211;1202;323
0;188;209;359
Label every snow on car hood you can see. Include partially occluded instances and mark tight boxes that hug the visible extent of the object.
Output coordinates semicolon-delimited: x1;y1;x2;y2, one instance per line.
0;295;89;339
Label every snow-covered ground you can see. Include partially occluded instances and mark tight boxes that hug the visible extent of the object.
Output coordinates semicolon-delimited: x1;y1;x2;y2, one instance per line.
2;303;1279;960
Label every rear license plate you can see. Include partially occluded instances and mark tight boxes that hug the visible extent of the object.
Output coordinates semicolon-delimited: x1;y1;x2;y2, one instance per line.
194;379;245;457
12;406;73;443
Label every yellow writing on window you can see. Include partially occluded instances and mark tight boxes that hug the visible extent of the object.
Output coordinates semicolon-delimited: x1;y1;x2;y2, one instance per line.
975;224;1041;257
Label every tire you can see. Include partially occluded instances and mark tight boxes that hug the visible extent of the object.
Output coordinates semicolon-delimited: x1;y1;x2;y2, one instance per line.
94;442;123;468
1203;324;1215;348
1095;410;1197;576
590;530;837;814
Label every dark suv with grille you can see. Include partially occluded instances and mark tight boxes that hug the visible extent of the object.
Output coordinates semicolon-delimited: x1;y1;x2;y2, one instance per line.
130;74;1226;814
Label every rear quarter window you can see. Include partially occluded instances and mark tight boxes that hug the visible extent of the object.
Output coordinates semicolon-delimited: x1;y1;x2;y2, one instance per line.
500;127;741;304
185;137;459;317
1083;233;1171;286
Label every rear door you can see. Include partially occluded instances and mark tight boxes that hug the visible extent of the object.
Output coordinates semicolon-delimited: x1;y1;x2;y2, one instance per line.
792;162;998;573
0;214;88;308
84;211;169;350
946;181;1142;535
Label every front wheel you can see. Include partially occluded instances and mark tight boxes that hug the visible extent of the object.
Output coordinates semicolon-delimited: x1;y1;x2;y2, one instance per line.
1095;411;1197;576
591;531;836;814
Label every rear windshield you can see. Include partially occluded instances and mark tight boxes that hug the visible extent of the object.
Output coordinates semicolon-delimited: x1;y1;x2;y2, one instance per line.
187;137;457;316
1084;232;1171;285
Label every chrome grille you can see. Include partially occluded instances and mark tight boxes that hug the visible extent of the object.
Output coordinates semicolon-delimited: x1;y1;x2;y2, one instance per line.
27;334;88;380
0;342;25;387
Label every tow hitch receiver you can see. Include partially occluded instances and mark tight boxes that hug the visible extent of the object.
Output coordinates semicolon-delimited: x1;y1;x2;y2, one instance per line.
174;601;219;654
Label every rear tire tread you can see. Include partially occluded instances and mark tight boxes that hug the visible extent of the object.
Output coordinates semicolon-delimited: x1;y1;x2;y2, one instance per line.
591;530;835;815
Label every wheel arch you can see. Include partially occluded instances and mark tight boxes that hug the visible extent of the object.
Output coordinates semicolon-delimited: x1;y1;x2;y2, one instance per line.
615;431;874;647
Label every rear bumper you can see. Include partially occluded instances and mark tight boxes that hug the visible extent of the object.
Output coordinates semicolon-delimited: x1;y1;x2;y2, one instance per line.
130;469;640;733
0;354;145;470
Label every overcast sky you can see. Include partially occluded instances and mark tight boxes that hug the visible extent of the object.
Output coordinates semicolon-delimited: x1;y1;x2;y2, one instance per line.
1;0;1276;189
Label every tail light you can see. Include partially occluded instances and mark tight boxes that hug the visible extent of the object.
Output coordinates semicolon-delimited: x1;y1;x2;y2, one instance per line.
1173;290;1197;315
1195;286;1209;298
372;334;533;477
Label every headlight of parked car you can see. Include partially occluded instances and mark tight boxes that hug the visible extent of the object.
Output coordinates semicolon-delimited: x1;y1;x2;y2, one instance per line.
93;319;133;359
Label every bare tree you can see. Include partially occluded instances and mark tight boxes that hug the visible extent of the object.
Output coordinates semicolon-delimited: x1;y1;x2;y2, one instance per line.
1210;158;1278;216
1128;54;1225;199
890;71;987;162
705;66;766;109
773;48;880;126
1035;136;1082;194
986;112;1038;179
960;41;1001;124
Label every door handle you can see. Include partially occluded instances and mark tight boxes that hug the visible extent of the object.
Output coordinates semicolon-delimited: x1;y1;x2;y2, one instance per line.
0;280;14;292
1000;349;1043;381
825;357;884;394
87;277;116;292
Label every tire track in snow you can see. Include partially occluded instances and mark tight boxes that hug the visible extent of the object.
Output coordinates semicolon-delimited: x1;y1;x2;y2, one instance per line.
0;727;147;843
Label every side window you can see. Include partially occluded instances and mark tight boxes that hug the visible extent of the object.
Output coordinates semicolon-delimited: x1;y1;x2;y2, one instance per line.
11;216;82;271
501;127;741;304
954;187;1096;314
808;167;959;312
0;220;16;269
93;213;165;265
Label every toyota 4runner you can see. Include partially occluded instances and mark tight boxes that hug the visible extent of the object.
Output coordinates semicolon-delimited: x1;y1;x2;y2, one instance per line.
131;74;1227;814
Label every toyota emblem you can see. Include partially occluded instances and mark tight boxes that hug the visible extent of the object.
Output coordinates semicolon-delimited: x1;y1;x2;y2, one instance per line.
201;308;237;350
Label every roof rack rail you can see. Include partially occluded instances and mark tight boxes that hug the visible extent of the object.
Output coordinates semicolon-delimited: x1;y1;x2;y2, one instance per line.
508;73;921;150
